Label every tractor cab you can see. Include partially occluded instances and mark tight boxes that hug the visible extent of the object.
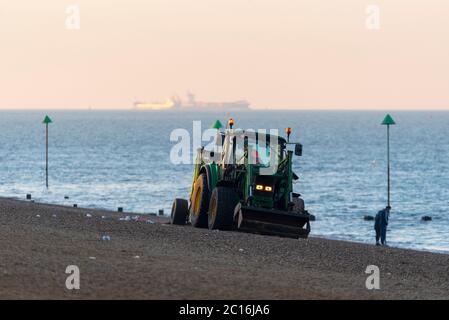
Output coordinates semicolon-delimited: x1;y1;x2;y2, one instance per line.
217;130;302;211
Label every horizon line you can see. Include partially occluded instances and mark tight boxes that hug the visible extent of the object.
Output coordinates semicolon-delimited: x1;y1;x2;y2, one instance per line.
1;107;449;112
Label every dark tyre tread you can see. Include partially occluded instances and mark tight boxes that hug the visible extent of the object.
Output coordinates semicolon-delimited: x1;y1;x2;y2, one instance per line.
208;187;239;230
170;198;188;225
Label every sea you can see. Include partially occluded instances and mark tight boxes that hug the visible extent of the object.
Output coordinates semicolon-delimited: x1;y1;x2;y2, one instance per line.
1;110;448;253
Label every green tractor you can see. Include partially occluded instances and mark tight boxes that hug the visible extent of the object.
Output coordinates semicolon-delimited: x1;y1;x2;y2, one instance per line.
170;119;312;239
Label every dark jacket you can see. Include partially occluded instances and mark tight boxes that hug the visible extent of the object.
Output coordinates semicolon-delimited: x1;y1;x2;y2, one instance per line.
374;209;389;230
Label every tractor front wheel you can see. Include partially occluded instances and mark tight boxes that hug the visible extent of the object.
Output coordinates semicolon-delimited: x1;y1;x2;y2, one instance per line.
170;198;188;225
208;187;239;230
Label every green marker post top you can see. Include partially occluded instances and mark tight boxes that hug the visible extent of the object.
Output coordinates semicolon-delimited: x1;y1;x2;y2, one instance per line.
43;115;53;124
211;119;223;129
381;114;396;125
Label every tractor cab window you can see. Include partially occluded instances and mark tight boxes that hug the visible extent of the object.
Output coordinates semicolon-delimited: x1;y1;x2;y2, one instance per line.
235;139;246;164
222;135;233;165
202;132;225;164
221;133;280;172
223;135;245;166
247;140;273;167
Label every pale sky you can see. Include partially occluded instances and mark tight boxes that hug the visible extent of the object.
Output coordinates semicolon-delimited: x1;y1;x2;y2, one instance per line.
0;0;448;109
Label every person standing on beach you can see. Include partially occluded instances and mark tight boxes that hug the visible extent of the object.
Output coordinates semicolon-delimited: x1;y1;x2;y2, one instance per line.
375;206;391;246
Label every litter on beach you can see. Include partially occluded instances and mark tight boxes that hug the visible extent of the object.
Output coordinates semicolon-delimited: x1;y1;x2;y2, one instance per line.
101;235;111;241
86;214;92;218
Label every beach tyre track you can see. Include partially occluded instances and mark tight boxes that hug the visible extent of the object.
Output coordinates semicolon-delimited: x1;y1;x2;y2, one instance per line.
189;173;210;228
208;187;239;230
170;198;189;225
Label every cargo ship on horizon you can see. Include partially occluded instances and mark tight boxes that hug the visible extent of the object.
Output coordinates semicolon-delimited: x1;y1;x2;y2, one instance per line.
133;92;250;111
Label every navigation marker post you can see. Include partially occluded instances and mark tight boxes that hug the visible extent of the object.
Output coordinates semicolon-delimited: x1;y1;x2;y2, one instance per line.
381;114;396;208
43;115;53;189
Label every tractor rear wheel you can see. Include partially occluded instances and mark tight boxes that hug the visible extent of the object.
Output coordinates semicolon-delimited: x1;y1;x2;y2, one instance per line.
208;187;239;230
189;173;210;228
170;198;188;225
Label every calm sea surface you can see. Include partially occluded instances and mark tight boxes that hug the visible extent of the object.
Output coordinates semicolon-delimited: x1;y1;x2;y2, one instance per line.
1;110;448;253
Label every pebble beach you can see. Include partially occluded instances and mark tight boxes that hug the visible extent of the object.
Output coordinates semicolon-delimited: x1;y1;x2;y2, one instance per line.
1;197;448;299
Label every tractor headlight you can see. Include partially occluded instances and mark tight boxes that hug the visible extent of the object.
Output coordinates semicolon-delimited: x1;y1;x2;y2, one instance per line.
255;184;273;192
